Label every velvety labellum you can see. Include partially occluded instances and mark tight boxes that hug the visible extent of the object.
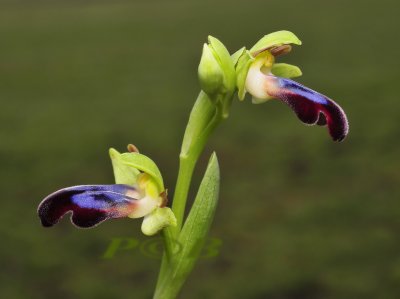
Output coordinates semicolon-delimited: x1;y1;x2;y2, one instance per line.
38;184;141;228
267;75;349;141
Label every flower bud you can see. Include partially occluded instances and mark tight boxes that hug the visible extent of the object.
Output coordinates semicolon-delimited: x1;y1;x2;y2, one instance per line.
198;43;224;97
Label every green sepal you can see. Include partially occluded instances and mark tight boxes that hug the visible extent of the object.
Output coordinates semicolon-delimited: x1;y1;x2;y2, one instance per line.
271;63;302;78
250;30;302;56
141;207;177;236
231;47;246;67
109;148;140;185
235;50;254;101
119;152;164;191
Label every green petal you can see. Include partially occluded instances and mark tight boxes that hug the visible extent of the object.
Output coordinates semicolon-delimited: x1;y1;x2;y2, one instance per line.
119;152;164;191
271;63;302;78
250;30;302;56
235;50;254;101
141;207;177;236
109;148;140;185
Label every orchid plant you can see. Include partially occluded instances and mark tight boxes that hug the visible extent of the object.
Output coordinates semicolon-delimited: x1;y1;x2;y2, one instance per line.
37;31;348;299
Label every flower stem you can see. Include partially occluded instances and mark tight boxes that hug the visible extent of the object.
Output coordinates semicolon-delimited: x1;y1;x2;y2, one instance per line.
171;97;222;236
153;92;223;299
162;227;175;260
170;155;196;234
166;92;219;236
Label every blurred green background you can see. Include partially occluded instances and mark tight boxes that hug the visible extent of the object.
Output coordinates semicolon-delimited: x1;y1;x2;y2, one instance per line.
1;0;399;298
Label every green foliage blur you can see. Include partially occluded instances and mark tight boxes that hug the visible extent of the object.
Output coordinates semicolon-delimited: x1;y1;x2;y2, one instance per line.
1;0;399;298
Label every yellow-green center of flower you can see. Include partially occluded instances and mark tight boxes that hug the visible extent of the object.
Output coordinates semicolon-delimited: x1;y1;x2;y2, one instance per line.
128;173;163;218
245;51;275;101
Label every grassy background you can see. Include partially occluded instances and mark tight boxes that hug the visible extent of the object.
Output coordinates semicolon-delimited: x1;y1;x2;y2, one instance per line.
1;0;399;298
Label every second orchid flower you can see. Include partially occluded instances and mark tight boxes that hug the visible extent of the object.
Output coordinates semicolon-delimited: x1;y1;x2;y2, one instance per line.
233;31;349;141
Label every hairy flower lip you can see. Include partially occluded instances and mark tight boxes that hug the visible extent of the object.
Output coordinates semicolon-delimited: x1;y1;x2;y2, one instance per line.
264;75;349;141
37;184;160;228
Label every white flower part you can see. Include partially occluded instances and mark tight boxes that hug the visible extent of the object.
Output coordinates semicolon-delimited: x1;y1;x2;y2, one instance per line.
127;194;162;219
245;51;275;104
126;178;163;219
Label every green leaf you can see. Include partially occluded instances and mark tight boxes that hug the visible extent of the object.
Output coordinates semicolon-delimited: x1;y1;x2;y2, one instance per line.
109;148;140;185
250;30;302;55
271;63;302;78
153;153;220;299
235;50;254;101
175;153;220;278
231;47;246;66
120;152;164;191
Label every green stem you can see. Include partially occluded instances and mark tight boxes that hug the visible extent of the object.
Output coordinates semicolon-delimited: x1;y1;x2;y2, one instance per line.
162;227;175;260
171;105;221;236
170;156;196;233
169;92;222;237
153;94;222;299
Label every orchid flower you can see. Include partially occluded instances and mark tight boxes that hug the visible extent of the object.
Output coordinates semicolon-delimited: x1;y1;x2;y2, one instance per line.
37;147;176;236
234;31;349;141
